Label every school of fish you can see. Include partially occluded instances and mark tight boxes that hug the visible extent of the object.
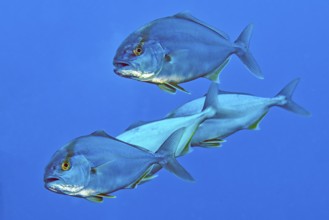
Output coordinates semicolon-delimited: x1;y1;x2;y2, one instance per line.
44;12;310;202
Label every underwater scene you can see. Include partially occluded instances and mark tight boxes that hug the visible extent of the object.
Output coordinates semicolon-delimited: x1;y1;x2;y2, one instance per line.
1;0;329;219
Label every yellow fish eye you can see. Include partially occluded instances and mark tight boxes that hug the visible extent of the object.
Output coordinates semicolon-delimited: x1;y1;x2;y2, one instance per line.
61;160;71;171
133;46;143;56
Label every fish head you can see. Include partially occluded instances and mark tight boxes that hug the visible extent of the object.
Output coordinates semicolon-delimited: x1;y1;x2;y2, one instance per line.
44;147;91;196
113;34;165;81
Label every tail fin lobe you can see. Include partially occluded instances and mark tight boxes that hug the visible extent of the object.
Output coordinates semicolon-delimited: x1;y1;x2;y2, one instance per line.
156;128;194;182
234;24;263;79
275;78;311;116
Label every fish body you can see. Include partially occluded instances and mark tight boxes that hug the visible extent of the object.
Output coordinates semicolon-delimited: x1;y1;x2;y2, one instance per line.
117;108;213;156
113;12;262;93
117;82;220;155
44;129;193;202
167;79;310;147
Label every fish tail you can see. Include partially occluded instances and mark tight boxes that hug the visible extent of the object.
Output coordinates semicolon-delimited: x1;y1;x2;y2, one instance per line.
156;128;194;182
234;24;263;79
275;78;311;116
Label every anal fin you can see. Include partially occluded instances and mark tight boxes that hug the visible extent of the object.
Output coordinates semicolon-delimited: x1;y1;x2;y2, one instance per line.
248;112;268;130
128;166;153;189
139;174;158;184
204;58;230;82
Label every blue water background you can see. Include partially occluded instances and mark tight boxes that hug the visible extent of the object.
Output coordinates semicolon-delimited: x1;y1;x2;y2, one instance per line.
1;1;328;219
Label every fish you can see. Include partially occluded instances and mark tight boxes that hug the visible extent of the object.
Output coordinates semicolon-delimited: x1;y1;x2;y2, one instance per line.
113;12;263;94
44;128;194;203
116;82;220;156
167;78;311;147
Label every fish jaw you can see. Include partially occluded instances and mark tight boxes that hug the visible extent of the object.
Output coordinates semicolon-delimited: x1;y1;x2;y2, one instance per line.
113;59;156;81
44;176;63;193
44;176;85;196
113;59;134;77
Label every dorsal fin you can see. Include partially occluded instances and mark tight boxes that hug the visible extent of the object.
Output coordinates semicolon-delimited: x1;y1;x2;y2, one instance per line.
125;121;149;131
90;130;111;138
173;12;230;40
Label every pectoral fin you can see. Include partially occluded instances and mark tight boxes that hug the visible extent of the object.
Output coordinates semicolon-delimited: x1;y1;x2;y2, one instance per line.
248;112;268;130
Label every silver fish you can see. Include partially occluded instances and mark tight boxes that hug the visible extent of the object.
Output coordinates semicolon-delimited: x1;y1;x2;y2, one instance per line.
113;12;263;94
167;78;311;147
116;82;220;156
116;83;219;177
44;129;193;203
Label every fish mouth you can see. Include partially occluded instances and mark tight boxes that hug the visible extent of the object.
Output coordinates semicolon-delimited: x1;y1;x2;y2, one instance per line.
44;177;60;184
113;60;131;71
113;60;134;78
44;177;62;193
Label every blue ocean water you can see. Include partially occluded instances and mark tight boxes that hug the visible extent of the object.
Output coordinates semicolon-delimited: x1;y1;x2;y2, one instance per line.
1;0;328;219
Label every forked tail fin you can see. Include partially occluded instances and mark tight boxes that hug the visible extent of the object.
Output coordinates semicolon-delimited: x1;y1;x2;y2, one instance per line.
234;24;263;79
156;128;194;182
275;78;311;116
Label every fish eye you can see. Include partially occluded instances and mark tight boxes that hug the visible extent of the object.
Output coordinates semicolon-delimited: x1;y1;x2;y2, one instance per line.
61;160;71;171
133;46;143;56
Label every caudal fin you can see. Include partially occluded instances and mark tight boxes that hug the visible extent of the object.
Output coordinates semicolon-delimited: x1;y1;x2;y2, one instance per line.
156;128;194;182
234;24;263;79
275;78;311;116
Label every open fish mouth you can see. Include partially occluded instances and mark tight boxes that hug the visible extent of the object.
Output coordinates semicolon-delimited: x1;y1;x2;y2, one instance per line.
113;60;134;77
44;177;61;192
44;177;60;183
113;60;131;69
